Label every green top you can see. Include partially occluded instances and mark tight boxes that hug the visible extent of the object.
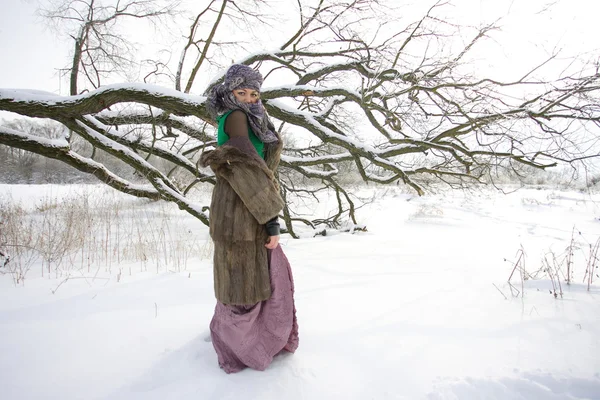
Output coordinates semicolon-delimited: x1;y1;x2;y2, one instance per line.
216;110;265;159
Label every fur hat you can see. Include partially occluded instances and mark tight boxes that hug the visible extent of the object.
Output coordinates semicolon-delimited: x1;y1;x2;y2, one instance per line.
224;64;263;92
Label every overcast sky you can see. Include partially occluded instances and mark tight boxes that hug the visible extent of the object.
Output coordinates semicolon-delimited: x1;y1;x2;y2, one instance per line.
0;0;598;95
0;0;67;92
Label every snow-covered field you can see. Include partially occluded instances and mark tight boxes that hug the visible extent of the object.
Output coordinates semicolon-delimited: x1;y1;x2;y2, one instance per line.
0;184;599;400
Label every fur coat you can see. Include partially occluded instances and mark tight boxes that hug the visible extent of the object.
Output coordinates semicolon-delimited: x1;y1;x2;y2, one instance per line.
200;136;284;305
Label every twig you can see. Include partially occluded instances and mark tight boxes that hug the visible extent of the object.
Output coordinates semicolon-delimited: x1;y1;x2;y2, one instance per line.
493;283;508;300
507;247;525;282
565;226;576;285
584;237;599;291
508;282;521;297
506;246;525;297
529;306;540;316
0;249;10;268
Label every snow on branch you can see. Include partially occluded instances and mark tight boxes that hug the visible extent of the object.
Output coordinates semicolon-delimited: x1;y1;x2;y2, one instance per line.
0;126;69;149
0;84;208;121
153;178;209;225
84;116;208;178
72;118;182;194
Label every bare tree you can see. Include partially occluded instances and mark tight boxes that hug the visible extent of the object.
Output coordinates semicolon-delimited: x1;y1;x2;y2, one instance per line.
1;0;599;236
40;0;180;95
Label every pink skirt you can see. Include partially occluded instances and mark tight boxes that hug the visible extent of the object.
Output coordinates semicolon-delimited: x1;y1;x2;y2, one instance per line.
209;244;299;373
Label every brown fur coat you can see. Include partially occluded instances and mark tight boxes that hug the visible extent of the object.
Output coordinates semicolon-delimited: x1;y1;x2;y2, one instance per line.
200;137;284;305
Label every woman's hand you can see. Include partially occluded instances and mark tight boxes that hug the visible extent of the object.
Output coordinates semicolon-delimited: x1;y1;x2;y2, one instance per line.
265;235;280;249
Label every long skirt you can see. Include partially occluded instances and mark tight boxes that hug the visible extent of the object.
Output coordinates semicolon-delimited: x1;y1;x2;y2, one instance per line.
209;244;299;373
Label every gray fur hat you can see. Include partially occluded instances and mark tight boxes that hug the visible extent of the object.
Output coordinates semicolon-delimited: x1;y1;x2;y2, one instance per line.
224;64;263;92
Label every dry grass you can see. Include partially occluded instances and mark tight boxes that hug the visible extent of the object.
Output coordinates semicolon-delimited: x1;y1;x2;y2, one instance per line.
0;188;210;286
506;227;599;298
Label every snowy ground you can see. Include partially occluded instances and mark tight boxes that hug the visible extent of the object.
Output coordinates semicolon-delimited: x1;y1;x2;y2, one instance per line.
0;184;599;400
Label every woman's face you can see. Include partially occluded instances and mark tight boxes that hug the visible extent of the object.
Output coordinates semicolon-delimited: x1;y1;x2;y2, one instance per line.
232;88;260;104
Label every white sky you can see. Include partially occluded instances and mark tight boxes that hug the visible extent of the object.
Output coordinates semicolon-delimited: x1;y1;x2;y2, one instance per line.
0;0;598;95
0;0;67;92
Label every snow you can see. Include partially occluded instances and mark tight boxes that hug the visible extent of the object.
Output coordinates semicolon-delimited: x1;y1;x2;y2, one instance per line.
0;83;206;106
69;151;159;195
281;153;352;164
0;183;599;400
0;125;69;148
84;116;200;172
269;99;380;152
295;165;339;178
154;178;210;220
75;119;179;185
263;84;362;99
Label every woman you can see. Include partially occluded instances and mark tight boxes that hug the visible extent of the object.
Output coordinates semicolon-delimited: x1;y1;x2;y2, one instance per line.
200;64;299;373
